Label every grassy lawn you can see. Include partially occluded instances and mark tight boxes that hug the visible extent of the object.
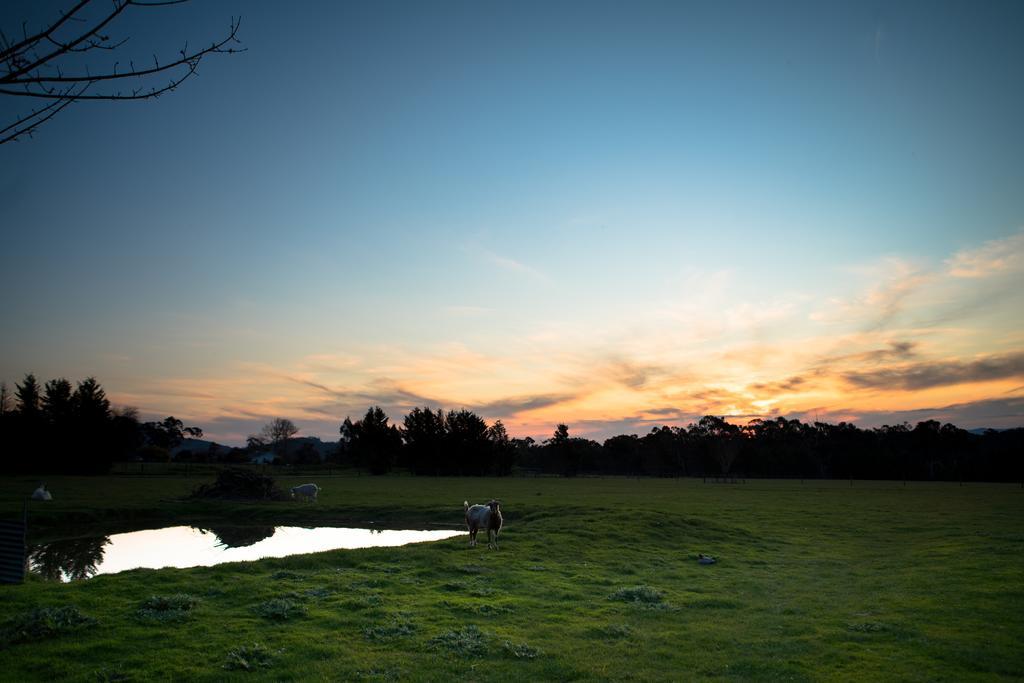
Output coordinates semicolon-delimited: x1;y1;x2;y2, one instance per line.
1;475;1022;681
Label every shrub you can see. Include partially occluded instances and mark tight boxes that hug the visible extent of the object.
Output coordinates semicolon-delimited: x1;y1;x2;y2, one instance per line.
190;468;287;501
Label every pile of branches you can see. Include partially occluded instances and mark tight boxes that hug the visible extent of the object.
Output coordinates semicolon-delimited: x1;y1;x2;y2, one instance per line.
190;468;287;502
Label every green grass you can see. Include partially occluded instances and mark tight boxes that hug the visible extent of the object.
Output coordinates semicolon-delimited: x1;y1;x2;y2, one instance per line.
1;475;1023;680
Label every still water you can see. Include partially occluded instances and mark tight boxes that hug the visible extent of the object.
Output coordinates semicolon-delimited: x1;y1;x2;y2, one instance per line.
28;526;463;581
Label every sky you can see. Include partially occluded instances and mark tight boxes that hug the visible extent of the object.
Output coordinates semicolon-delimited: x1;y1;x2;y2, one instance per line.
2;0;1023;445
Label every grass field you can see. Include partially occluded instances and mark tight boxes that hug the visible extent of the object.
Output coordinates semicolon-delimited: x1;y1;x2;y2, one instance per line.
1;474;1022;681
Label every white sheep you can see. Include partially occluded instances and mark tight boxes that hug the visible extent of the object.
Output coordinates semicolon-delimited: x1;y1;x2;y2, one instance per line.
31;483;52;501
464;500;502;549
290;483;320;502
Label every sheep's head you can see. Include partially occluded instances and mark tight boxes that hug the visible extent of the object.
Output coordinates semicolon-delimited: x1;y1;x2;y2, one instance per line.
488;500;501;513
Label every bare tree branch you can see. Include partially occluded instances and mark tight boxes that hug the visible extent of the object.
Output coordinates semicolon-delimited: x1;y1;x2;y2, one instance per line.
0;0;243;144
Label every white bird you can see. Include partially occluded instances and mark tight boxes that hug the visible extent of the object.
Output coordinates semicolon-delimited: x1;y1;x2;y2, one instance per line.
31;483;52;501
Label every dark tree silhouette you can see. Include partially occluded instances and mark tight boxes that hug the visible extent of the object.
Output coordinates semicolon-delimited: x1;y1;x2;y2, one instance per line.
340;407;402;475
42;378;74;424
15;373;41;416
488;420;516;476
1;0;244;144
141;415;202;450
260;418;299;453
401;406;447;475
0;381;12;415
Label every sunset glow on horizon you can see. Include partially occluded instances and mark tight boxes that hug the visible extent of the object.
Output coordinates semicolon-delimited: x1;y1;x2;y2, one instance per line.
3;1;1023;444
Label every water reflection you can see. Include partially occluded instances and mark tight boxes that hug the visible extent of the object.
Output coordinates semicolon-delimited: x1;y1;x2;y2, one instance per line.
29;536;111;581
195;525;276;548
28;525;461;581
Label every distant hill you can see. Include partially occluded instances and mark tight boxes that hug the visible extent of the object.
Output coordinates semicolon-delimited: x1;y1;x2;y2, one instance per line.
168;436;339;463
172;438;231;458
281;437;339;461
967;428;1007;435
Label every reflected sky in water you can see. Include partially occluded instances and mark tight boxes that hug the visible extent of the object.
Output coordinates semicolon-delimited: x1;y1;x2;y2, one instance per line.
38;526;461;581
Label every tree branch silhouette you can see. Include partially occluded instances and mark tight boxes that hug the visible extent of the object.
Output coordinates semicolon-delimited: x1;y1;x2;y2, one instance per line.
0;0;243;144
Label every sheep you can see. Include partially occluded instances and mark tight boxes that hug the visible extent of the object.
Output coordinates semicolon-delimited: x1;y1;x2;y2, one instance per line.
290;483;320;502
31;483;52;501
463;499;502;549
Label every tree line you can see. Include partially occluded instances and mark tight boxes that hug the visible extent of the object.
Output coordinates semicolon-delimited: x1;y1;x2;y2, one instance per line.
335;408;1023;483
0;374;202;474
1;373;1022;481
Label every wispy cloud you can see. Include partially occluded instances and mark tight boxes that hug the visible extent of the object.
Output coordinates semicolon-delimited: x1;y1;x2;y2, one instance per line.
842;351;1024;390
946;229;1024;278
464;244;549;282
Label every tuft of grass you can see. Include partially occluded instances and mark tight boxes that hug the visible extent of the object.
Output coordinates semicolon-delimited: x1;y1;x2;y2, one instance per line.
848;621;888;633
0;605;97;648
362;617;417;641
270;570;303;580
504;640;542;659
476;604;514;616
254;598;306;621
287;587;331;601
92;667;132;682
686;598;740;610
346;593;384;610
136;594;200;622
609;585;664;605
428;624;488;658
599;623;633;639
223;643;277;671
355;666;405;681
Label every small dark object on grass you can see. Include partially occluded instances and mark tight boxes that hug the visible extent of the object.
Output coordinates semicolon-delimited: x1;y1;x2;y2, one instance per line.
0;605;96;648
698;553;717;565
190;468;288;501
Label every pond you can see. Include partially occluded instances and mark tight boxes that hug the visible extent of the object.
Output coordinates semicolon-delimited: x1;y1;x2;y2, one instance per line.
28;525;463;582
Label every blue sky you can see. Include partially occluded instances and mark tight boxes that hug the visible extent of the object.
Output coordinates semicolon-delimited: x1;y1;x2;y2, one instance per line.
2;0;1023;443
